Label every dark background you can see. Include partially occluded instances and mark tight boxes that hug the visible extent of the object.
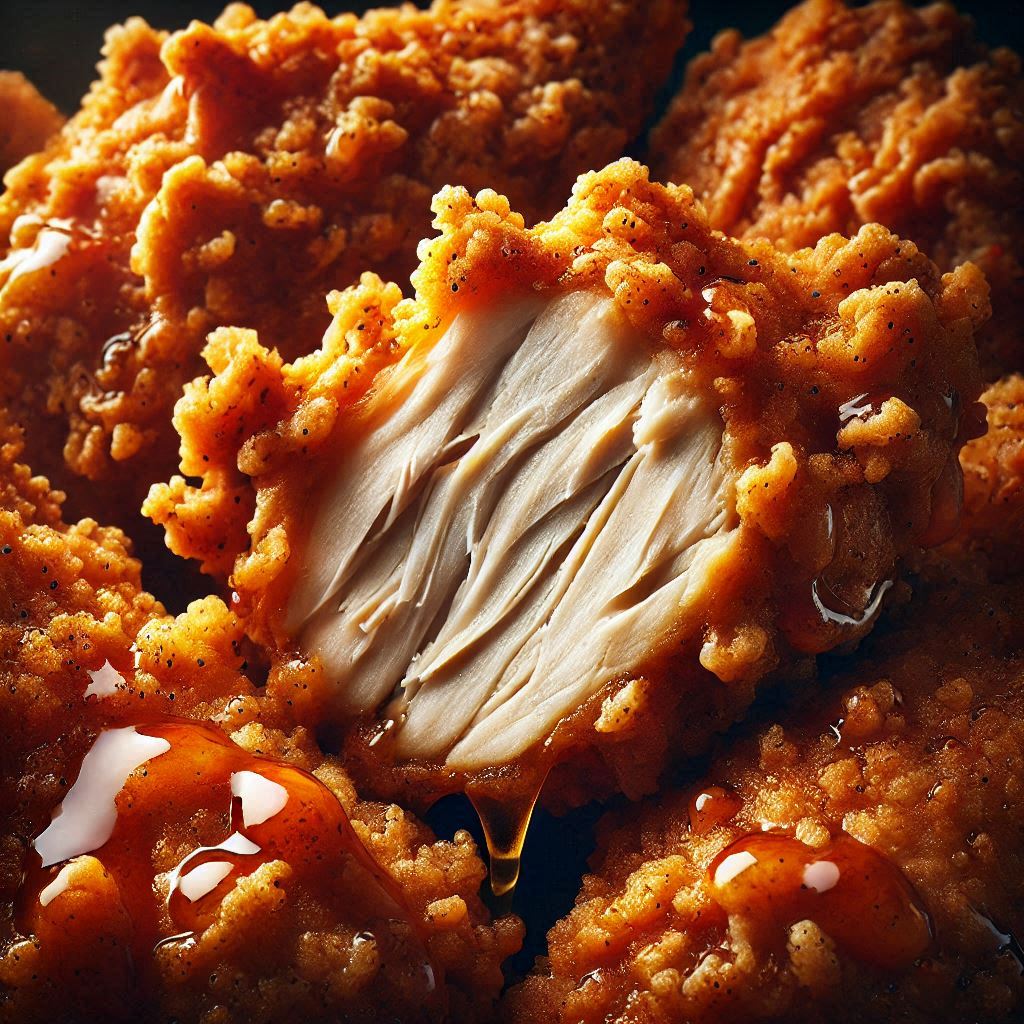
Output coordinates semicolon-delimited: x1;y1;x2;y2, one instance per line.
2;0;1022;114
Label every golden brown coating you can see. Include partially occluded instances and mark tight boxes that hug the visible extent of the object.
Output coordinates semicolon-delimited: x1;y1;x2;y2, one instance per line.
0;0;689;529
0;423;521;1023
505;573;1024;1023
948;375;1024;577
147;159;984;804
0;72;63;177
649;0;1024;376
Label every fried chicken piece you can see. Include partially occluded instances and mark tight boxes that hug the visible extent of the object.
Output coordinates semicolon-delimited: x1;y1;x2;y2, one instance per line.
0;420;521;1023
505;573;1024;1023
146;159;984;806
0;72;63;177
0;0;688;539
649;0;1024;377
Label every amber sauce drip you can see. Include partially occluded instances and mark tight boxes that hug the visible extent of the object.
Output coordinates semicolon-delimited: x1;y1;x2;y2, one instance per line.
707;832;933;970
20;719;439;1002
467;768;548;901
688;785;742;835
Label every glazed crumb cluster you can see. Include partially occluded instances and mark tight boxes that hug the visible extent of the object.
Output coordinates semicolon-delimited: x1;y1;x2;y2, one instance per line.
0;419;520;1023
147;157;983;802
650;0;1024;376
0;0;687;520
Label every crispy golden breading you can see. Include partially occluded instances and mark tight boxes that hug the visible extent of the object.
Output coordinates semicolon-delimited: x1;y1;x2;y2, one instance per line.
944;375;1024;578
147;159;983;805
0;421;521;1023
505;574;1024;1023
0;72;63;177
0;0;688;531
649;0;1024;376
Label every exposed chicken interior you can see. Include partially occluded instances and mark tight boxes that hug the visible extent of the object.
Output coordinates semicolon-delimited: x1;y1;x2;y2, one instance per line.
288;289;736;768
148;159;985;801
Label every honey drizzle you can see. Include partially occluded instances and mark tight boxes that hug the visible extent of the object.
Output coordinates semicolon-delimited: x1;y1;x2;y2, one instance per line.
467;767;549;900
688;785;742;835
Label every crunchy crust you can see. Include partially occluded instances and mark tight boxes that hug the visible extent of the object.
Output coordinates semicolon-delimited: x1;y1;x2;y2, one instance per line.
504;573;1024;1023
0;423;521;1022
0;0;688;524
649;0;1024;377
0;72;64;177
148;158;985;803
944;375;1024;577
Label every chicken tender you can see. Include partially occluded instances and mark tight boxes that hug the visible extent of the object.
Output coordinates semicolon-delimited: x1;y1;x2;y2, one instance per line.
0;72;63;177
650;0;1024;376
0;0;688;544
505;573;1024;1023
0;419;521;1023
146;159;984;806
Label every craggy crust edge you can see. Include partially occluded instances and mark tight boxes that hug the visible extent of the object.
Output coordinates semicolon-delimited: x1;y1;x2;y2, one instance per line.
649;0;1024;377
0;0;690;501
938;374;1024;579
0;71;64;178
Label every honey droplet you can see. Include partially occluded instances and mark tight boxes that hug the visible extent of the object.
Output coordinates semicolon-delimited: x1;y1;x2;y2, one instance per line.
575;967;605;990
99;331;134;370
925;735;964;755
688;785;742;835
0;221;74;287
368;716;399;748
467;769;547;900
707;832;932;970
166;830;262;939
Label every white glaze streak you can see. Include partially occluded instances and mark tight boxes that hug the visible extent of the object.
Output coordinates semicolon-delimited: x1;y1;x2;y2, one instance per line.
34;728;171;869
230;771;289;828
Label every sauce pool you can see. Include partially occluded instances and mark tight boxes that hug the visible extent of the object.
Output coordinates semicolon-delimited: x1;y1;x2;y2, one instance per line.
19;719;440;1006
708;832;933;970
